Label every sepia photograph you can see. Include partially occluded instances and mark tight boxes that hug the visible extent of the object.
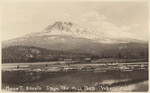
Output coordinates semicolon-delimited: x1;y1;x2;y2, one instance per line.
1;0;149;92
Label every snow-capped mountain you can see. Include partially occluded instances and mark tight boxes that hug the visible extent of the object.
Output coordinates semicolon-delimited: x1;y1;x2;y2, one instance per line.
2;21;148;54
24;21;143;43
29;21;93;38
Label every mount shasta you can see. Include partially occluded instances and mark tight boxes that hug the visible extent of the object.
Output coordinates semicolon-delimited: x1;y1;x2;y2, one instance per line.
2;21;148;63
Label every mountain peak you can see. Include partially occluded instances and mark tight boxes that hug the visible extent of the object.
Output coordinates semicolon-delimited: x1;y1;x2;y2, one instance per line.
56;21;73;25
44;21;88;34
44;21;74;31
54;21;74;27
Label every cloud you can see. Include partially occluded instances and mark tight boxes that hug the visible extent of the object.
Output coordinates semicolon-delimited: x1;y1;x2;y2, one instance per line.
133;24;140;27
79;11;132;38
79;11;106;26
80;11;106;22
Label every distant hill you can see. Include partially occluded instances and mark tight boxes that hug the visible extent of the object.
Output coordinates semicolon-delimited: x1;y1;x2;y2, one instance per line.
2;45;91;63
2;44;148;63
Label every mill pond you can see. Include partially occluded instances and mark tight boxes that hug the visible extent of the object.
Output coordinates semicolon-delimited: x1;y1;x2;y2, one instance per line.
2;61;149;92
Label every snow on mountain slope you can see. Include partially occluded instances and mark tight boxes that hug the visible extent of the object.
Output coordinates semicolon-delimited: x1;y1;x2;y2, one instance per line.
2;21;147;51
2;21;148;55
24;21;139;44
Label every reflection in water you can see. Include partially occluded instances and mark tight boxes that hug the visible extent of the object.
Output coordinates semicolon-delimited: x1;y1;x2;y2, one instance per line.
110;80;148;92
100;79;130;85
2;71;148;92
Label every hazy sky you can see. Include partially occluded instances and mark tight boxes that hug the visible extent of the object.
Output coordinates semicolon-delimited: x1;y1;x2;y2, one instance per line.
1;0;148;40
